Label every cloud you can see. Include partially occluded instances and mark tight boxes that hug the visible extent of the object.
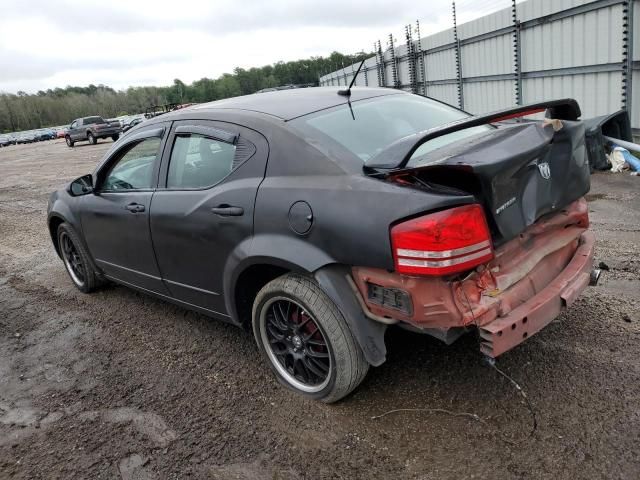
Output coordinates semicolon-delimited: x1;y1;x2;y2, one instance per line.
2;0;454;34
0;0;505;93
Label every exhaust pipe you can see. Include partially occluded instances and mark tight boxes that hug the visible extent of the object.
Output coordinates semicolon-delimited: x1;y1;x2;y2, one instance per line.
590;268;602;286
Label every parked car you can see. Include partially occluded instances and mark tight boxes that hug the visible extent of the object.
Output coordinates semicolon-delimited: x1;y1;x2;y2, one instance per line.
56;128;68;139
47;88;595;402
36;129;56;141
0;134;16;147
65;116;122;147
122;117;144;133
16;132;35;144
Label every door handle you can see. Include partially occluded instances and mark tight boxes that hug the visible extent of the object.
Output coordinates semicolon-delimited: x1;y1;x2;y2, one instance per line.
125;203;145;213
211;204;244;216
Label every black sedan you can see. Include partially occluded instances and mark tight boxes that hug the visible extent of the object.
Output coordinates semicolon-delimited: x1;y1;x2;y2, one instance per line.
47;87;594;402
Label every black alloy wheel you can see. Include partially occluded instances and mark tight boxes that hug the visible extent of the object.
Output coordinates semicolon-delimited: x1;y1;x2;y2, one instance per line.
60;231;86;288
260;297;331;392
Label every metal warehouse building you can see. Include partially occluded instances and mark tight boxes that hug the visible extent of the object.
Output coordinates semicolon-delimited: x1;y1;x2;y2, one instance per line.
320;0;639;133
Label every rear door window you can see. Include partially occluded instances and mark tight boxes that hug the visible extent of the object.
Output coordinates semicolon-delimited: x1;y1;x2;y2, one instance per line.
167;135;237;189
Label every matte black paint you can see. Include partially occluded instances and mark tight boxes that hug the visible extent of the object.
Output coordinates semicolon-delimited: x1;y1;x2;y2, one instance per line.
403;120;590;243
82;190;168;293
583;109;633;171
149;119;269;315
47;88;587;367
314;265;388;366
366;98;581;169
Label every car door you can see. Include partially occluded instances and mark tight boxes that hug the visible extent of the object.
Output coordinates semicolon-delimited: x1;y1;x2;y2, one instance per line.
150;120;268;316
69;120;80;141
80;123;171;294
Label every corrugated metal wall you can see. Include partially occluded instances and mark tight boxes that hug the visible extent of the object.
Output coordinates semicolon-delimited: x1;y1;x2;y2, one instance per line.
320;0;639;130
633;0;639;129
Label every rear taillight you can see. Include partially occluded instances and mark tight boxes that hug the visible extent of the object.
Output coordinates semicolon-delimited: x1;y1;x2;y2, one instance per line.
390;204;493;276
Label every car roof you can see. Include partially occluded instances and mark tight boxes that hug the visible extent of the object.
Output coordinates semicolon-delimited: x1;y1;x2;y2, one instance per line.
188;86;402;121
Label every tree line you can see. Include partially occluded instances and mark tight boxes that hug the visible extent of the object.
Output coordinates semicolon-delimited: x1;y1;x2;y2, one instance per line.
0;51;369;133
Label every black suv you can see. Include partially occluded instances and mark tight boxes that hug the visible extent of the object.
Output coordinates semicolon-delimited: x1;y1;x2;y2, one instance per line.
65;116;122;147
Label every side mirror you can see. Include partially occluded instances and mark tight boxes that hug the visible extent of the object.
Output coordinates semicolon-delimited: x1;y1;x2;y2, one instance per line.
69;174;94;196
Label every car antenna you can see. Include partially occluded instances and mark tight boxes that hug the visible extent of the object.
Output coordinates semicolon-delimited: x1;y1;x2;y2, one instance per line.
338;59;365;97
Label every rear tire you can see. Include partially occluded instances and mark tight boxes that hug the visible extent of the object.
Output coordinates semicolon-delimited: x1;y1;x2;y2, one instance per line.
112;134;120;141
252;273;369;403
57;223;101;293
87;132;97;145
65;136;74;147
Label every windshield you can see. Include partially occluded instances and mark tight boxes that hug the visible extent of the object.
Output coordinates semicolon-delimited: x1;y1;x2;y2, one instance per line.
291;94;491;165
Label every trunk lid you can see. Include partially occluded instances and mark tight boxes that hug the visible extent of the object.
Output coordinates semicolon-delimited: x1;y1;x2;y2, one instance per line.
388;120;590;243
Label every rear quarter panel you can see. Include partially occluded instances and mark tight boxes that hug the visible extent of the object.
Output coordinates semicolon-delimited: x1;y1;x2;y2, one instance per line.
252;126;477;272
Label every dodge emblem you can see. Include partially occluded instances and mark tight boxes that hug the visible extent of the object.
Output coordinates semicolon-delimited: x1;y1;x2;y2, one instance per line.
538;162;551;179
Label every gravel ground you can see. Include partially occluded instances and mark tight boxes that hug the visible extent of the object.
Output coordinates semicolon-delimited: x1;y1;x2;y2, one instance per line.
0;139;638;480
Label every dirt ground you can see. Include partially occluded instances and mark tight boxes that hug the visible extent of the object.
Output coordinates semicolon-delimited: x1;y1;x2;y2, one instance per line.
0;138;638;480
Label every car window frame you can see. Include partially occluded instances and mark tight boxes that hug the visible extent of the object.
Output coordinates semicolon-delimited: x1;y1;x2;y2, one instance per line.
158;120;256;192
94;125;169;194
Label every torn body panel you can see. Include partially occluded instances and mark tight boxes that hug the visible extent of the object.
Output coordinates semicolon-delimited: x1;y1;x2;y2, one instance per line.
478;231;594;357
351;198;593;357
385;119;590;245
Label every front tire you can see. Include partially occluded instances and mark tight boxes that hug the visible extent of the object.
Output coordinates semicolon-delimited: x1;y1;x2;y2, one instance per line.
57;223;100;293
87;132;97;145
252;273;369;403
65;136;74;147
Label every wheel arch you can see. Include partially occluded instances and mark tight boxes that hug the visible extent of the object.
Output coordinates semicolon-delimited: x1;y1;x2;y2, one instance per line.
223;234;336;326
48;214;66;257
47;198;85;260
231;262;292;329
224;236;387;367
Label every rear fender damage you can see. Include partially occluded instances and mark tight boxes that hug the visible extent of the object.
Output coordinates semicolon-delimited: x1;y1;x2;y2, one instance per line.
350;198;592;356
314;264;387;366
384;119;590;244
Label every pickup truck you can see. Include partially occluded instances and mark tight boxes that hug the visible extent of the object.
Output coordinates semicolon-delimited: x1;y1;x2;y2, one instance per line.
65;116;121;147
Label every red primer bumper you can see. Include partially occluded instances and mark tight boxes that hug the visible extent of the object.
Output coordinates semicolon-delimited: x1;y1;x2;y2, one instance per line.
351;198;594;357
478;231;594;357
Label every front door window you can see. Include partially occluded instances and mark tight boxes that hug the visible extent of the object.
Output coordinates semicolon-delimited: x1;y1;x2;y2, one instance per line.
101;137;161;191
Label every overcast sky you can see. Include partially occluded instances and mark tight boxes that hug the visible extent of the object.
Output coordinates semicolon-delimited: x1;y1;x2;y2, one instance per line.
0;0;508;93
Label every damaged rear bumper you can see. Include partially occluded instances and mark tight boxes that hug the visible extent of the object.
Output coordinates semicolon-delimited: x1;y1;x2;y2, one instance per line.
351;198;595;358
478;230;594;357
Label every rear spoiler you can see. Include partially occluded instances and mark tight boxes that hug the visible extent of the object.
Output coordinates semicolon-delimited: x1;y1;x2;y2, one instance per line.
365;98;581;171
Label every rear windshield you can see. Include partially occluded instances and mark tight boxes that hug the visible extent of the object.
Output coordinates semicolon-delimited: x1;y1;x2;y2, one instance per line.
84;116;104;125
291;94;491;165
